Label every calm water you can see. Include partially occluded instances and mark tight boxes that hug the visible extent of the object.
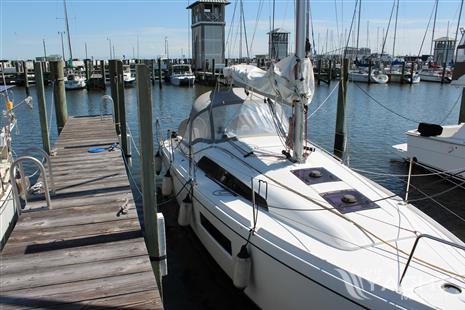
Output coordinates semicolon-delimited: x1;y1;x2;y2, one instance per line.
10;80;462;193
8;80;465;309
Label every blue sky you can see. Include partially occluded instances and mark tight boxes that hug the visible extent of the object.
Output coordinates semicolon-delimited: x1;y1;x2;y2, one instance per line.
1;0;464;60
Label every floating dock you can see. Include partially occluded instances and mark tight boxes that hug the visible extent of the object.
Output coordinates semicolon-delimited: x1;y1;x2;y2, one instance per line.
0;115;163;309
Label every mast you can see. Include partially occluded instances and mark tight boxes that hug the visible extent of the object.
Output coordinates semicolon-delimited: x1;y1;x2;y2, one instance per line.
430;0;438;56
392;0;399;58
292;0;308;163
63;0;73;65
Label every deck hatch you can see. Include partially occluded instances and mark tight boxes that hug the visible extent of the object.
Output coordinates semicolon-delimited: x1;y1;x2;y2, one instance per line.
291;167;341;185
320;190;379;214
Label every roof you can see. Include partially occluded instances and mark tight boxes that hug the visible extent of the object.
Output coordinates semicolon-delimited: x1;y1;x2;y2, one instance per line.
187;0;230;9
434;36;455;42
267;28;290;34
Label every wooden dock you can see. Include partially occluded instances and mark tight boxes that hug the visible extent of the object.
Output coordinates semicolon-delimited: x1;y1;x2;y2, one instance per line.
0;116;163;309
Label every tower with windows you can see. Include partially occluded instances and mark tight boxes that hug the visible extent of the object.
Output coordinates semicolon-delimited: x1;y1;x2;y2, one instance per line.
187;0;230;70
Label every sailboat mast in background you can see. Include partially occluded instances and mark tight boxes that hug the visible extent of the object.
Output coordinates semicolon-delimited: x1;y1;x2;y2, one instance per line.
63;0;73;65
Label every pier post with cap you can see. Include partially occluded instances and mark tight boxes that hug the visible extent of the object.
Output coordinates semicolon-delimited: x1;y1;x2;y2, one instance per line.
116;60;129;157
158;58;163;89
109;60;120;134
334;58;349;158
136;63;161;283
22;61;30;96
34;62;51;155
100;60;106;90
49;60;68;134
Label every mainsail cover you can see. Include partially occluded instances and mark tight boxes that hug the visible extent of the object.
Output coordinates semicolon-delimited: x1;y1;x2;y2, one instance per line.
223;55;315;105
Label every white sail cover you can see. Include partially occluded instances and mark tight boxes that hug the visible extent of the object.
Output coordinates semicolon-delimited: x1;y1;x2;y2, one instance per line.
223;55;315;105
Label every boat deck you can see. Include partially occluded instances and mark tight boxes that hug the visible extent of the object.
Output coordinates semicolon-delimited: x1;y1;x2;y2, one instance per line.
0;115;163;310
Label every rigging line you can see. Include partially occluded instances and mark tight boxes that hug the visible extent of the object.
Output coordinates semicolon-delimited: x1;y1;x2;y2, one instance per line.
307;81;339;119
380;0;396;56
240;0;250;60
392;0;399;58
439;92;462;124
226;0;238;58
417;3;436;58
430;0;439;56
352;166;465;178
353;83;422;124
188;143;465;279
454;0;465;63
407;177;465;204
343;0;359;59
249;0;264;55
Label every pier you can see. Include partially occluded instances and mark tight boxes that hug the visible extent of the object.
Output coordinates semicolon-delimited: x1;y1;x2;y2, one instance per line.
0;115;163;310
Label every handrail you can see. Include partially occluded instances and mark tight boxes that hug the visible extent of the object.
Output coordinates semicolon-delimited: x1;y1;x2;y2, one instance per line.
399;233;465;286
10;156;52;215
24;146;55;195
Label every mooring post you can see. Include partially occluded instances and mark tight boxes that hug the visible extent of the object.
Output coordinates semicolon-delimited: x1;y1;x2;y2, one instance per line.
401;62;406;85
441;63;447;84
459;88;465;124
410;62;415;85
22;61;30;96
33;62;51;155
135;63;161;282
158;58;163;89
317;59;322;85
49;60;68;134
334;58;349;158
84;59;91;90
116;60;129;157
109;60;121;134
368;60;372;85
152;59;156;85
100;60;106;90
328;60;332;84
211;58;216;83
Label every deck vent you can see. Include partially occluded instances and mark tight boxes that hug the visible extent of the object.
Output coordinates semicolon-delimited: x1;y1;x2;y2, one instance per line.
321;190;379;214
442;283;462;295
291;167;340;185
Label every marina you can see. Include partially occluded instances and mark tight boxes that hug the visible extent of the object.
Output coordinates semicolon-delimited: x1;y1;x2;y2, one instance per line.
2;0;465;309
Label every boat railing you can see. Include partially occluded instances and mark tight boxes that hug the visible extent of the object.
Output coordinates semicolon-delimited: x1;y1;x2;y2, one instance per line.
399;233;465;286
10;156;52;215
24;147;55;195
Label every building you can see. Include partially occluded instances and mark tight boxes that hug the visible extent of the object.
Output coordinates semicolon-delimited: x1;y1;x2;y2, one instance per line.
187;0;230;71
433;37;455;65
268;28;289;60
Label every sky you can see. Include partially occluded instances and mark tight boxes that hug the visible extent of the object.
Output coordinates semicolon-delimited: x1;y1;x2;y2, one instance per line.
1;0;464;60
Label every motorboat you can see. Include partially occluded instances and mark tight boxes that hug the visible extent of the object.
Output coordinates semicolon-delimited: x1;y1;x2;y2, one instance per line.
393;122;465;180
419;69;452;83
170;64;195;86
64;69;86;90
123;65;136;86
348;69;389;84
160;1;465;309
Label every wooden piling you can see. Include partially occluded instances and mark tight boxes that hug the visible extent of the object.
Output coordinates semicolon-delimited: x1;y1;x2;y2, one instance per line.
84;59;91;90
328;60;332;84
49;60;68;134
410;62;415;85
22;61;30;96
116;60;129;157
211;58;215;82
152;59;156;85
401;62;405;85
158;58;162;89
136;64;161;283
100;60;106;90
317;60;322;85
334;58;349;158
368;60;372;85
459;88;465;124
33;61;51;155
109;60;120;134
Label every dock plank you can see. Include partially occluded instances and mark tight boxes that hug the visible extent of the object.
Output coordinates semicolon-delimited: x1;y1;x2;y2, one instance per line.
0;116;162;309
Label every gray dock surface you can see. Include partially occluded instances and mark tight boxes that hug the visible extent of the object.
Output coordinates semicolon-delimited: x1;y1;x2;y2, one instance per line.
0;115;162;309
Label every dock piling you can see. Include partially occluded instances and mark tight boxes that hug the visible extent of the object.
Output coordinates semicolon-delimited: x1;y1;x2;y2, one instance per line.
100;60;106;90
116;60;129;157
33;61;51;155
49;60;68;134
136;64;161;283
109;60;120;134
158;58;162;89
334;58;349;158
22;61;30;96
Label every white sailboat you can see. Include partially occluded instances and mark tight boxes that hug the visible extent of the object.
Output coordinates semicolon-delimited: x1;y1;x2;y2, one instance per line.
419;68;452;83
160;1;465;309
62;0;86;91
170;64;195;86
123;65;136;86
393;122;465;180
348;69;389;83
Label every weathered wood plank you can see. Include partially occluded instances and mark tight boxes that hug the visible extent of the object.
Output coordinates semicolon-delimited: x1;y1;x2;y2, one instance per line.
0;116;161;310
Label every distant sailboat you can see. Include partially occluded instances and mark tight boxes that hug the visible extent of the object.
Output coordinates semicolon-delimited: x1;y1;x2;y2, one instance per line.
62;0;86;90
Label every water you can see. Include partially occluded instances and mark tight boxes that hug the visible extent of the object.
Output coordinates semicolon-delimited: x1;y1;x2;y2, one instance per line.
7;81;465;308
